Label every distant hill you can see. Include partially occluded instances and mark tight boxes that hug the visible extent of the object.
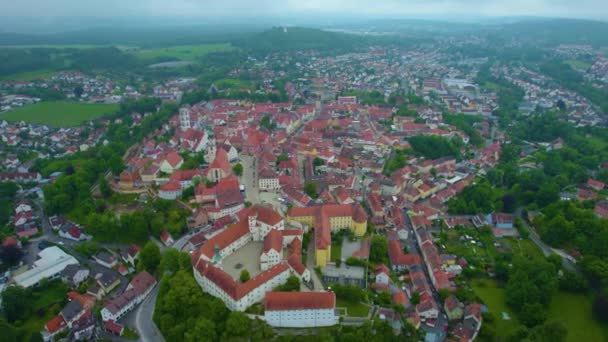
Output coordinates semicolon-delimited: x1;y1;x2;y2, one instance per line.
496;18;608;47
231;27;381;53
0;24;264;47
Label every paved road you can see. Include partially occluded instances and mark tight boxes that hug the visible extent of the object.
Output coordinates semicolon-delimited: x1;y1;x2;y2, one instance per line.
514;207;577;272
134;284;165;342
240;155;259;204
305;236;324;291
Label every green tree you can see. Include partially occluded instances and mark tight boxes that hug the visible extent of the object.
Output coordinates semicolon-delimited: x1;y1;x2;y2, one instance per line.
225;311;252;338
276;154;289;164
1;286;30;323
0;244;23;266
240;269;251;283
185;318;216;342
529;321;568;342
276;275;300;292
0;318;17;342
74;85;84;98
260;115;276;130
519;302;547;327
410;292;420;305
139;241;161;274
370;235;389;264
232;163;244;176
99;175;112;198
304;181;318;199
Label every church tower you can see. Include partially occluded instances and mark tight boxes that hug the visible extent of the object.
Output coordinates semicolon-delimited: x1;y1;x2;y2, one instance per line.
179;107;191;130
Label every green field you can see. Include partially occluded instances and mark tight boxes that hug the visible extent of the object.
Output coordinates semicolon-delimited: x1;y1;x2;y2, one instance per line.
130;43;237;61
565;59;592;69
483;81;499;90
548;292;607;342
474;279;607;341
505;238;545;260
1;101;118;126
0;69;56;81
336;299;370;317
473;279;520;337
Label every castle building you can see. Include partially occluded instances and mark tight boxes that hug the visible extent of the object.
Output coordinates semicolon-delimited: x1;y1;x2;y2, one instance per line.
287;204;367;267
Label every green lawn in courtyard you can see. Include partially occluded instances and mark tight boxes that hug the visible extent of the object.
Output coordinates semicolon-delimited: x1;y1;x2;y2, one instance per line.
336;299;370;317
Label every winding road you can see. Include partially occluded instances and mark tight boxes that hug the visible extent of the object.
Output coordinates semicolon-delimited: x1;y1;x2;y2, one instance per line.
514;207;577;272
134;284;165;342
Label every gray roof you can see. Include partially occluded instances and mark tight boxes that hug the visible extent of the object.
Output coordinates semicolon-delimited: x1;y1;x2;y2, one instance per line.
60;300;83;322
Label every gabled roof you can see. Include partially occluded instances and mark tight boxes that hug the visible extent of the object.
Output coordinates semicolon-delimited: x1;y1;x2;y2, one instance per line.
265;291;335;311
163;151;183;168
208;148;232;174
263;229;283;253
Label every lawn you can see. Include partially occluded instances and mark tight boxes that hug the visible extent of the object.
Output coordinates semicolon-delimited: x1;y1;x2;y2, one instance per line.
473;279;608;341
336;299;370;317
505;238;545;260
1;101;119;127
0;69;56;81
565;59;592;69
472;279;520;337
331;242;342;262
214;78;254;91
131;43;237;61
483;81;499;90
548;292;607;342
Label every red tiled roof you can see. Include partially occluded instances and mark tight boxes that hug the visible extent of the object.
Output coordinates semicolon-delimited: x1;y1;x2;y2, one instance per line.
160;231;172;242
265;291;335;311
209;148;232;174
392;292;409;306
104;320;123;335
164;151;183;168
67;291;95;311
375;264;390;276
263;229;283;253
199;219;250;259
195;260;289;300
159;181;181;192
238;205;283;226
46;315;66;334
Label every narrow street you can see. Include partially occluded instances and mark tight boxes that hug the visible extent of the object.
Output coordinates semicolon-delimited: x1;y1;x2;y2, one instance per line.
514;207;577;272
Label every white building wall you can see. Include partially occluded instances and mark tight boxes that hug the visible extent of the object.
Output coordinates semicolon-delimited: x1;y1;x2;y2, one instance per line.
375;273;390;285
265;308;338;328
194;263;291;311
260;250;281;271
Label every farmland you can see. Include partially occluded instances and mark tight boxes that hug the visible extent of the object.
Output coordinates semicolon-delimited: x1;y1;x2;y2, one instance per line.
1;101;118;126
129;43;238;61
0;69;56;81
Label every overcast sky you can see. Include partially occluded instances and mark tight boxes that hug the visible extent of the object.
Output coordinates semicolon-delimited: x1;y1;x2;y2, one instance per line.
2;0;607;20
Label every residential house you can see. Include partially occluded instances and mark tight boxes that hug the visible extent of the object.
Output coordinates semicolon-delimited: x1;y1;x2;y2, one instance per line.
375;264;390;285
93;251;118;269
101;271;157;322
61;264;90;288
444;295;464;321
160;231;174;246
